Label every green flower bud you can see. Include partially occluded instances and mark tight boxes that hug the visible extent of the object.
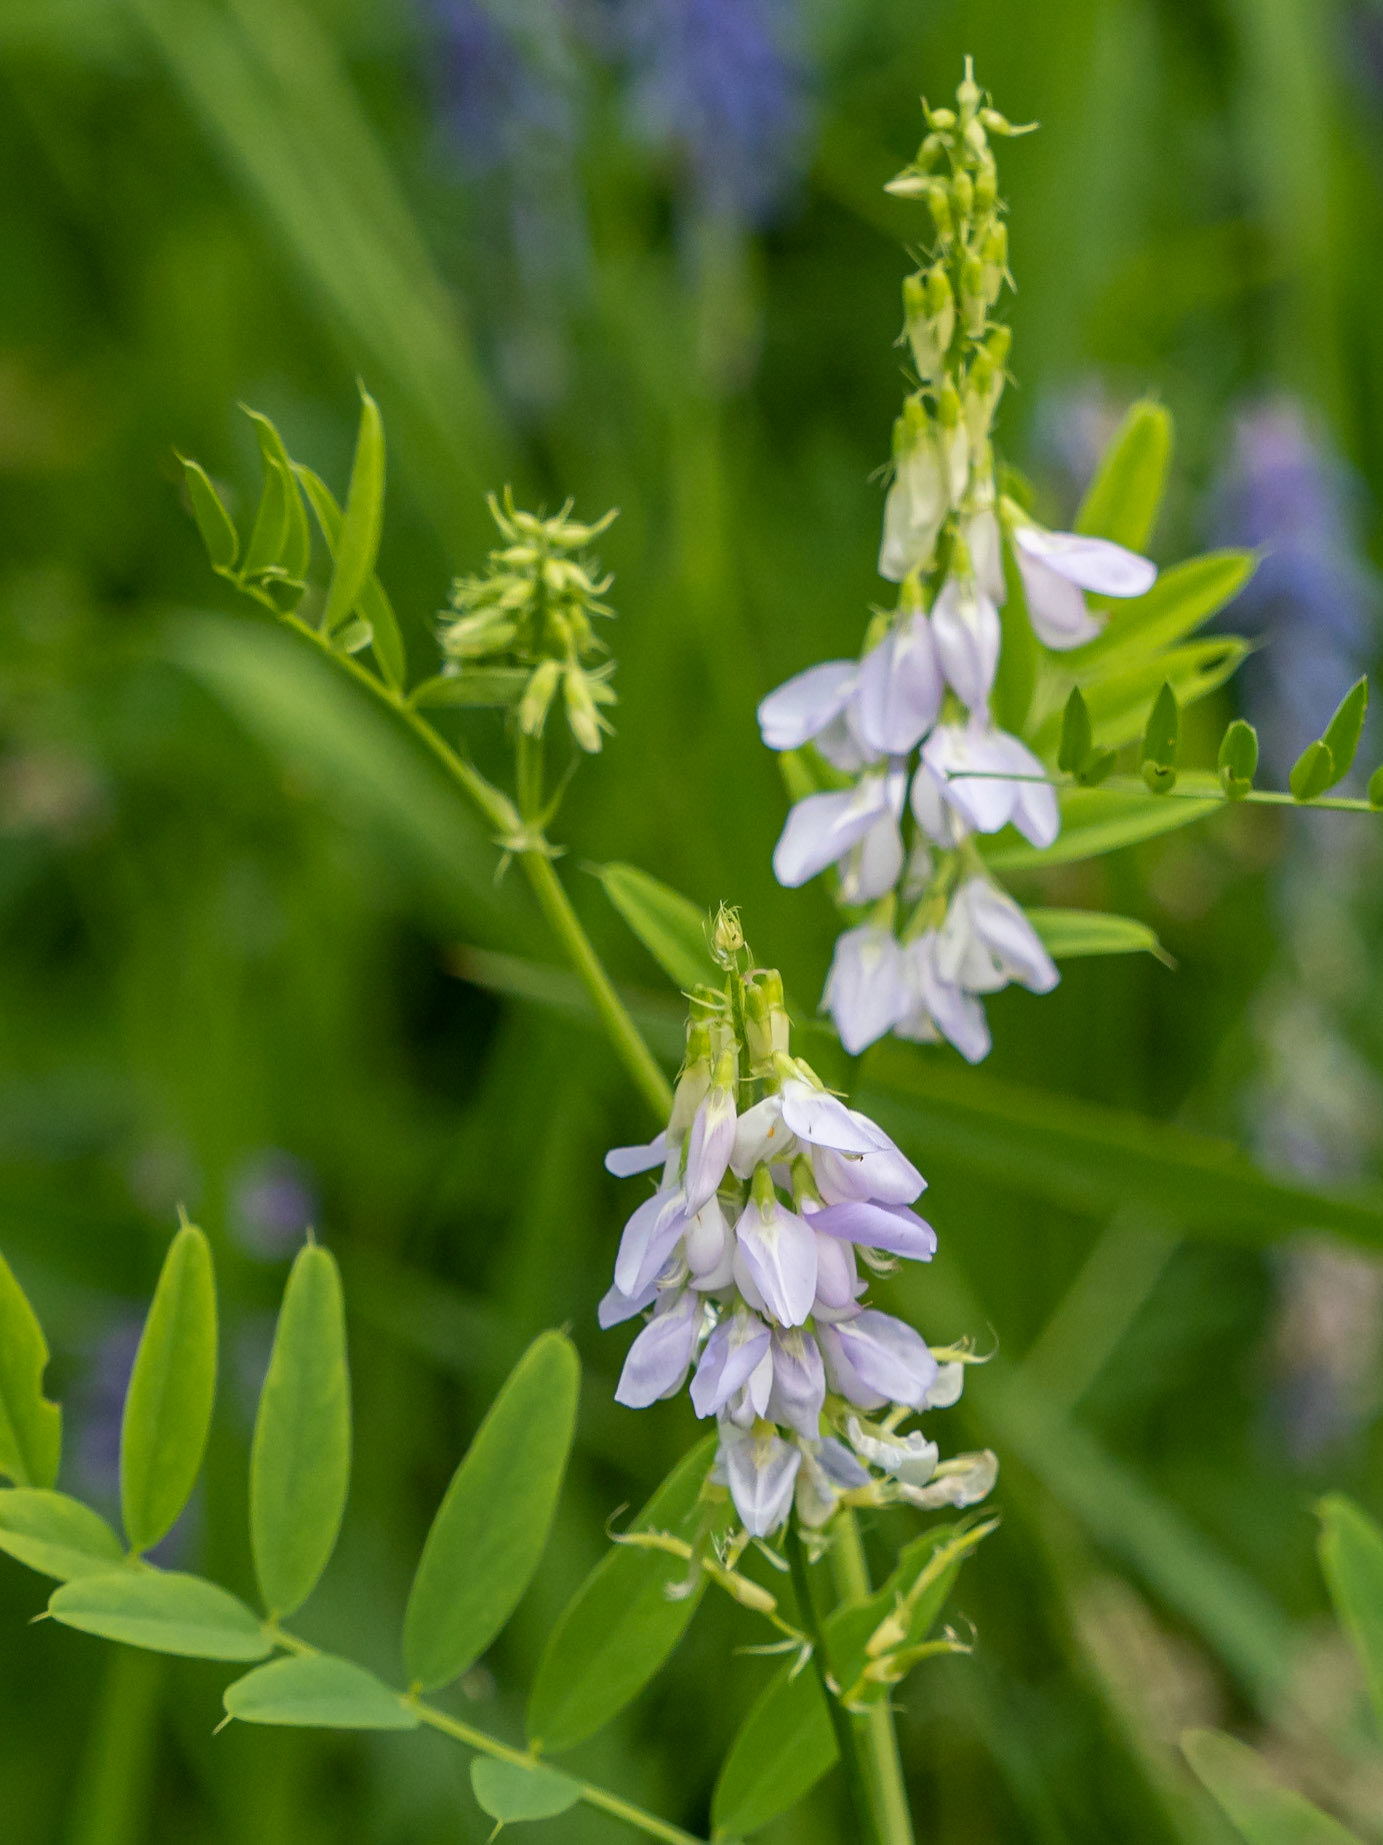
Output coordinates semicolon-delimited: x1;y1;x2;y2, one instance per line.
563;665;609;753
744;969;790;1072
973;159;998;212
518;658;562;736
950;170;974;219
926;182;952;239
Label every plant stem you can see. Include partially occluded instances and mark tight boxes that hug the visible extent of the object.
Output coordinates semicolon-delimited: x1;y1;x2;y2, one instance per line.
413;1699;704;1845
65;1648;162;1845
786;1519;885;1845
830;1511;917;1845
944;765;1379;815
281;615;673;1120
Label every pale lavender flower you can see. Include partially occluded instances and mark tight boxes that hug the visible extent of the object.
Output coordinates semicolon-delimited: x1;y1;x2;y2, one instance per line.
756;660;859;752
772;768;907;901
614;1288;703;1407
817;1310;939;1411
690;1309;772;1417
930;574;1001;713
808;1198;937;1262
917;721;1059;848
718;1422;801;1536
734;1186;817;1327
897;932;992;1064
853;614;944;755
821;924;911;1056
936;878;1059;996
229;1149;317;1261
1011;524;1156;650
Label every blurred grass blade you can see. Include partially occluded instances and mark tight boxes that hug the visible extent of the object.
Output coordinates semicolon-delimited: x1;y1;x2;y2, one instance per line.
1027;909;1171;964
120;1221;217;1554
1317;1496;1383;1739
0;1490;126;1582
0;1250;61;1488
1181;1729;1361;1844
403;1331;579;1691
168;614;517;935
1075;399;1172;553
250;1242;351;1619
527;1437;719;1753
294;463;406;689
858;1043;1383;1250
594;862;719;992
50;1571;271;1660
471;1758;580;1824
981;783;1223;871
224;1653;418;1730
322;387;385;639
177;456;239;573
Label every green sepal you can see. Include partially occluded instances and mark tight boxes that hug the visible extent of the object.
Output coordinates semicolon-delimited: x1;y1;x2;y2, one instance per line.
1289;739;1335;802
1218;718;1258;800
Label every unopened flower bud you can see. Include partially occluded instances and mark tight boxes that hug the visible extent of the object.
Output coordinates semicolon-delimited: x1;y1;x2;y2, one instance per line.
926;182;952;240
903;267;955;381
518;658;561;736
973;160;998;212
935;383;961;429
960;251;987;336
985;324;1012;370
563;666;607;753
950;170;974;219
744;970;790;1071
712;904;745;963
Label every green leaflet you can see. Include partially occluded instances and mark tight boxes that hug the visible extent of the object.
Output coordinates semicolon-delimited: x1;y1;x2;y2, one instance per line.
409;668;530;709
250;1243;352;1618
857;1042;1383;1251
1063;551;1255;676
0;1490;126;1582
711;1525;975;1836
1317;1496;1383;1741
0;1251;61;1489
177;455;239;573
294;462;407;691
471;1758;580;1824
403;1332;579;1692
1181;1729;1362;1845
1074;398;1172;554
224;1653;418;1730
49;1570;271;1661
120;1222;217;1554
1027;909;1169;964
1219;718;1259;799
595;862;720;993
980;784;1222;871
321;387;386;642
527;1438;718;1753
244;409;310;588
1321;678;1368;784
1290;740;1335;802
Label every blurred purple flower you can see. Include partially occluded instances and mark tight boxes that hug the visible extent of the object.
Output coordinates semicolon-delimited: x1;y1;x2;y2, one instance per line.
229;1148;317;1261
1211;399;1379;776
616;0;809;226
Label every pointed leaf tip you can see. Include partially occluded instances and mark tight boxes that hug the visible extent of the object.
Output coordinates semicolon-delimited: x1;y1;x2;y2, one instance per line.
0;1251;61;1489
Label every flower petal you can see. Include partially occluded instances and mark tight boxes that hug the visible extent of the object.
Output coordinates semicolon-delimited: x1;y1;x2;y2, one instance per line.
771;780;889;889
809;1199;937;1262
853;613;943;755
719;1423;802;1536
1012;525;1156;597
828;1310;938;1408
822;925;910;1056
766;1328;826;1438
779;1078;887;1154
734;1196;818;1327
614;1292;702;1408
604;1131;669;1178
757;661;858;751
689;1311;772;1418
931;575;1001;712
613;1189;688;1298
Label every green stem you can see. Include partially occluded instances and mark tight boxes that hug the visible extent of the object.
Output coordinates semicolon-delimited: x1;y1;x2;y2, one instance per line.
786;1519;884;1845
829;1511;917;1845
269;1625;699;1845
412;1701;703;1845
65;1649;162;1845
944;765;1379;815
281;615;672;1121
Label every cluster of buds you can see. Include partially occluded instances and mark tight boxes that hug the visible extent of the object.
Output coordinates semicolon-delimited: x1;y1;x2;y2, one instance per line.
438;490;619;753
602;909;995;1537
757;62;1157;1061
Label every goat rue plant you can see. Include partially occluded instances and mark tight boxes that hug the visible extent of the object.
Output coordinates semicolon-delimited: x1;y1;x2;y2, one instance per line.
3;62;1382;1845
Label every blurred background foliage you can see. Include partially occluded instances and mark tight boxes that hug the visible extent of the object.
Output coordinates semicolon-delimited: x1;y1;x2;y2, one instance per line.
3;0;1383;1840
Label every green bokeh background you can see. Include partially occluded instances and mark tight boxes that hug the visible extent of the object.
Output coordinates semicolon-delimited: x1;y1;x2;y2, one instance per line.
2;0;1383;1840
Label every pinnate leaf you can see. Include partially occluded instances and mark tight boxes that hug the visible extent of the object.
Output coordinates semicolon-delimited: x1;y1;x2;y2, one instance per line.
295;461;406;691
250;1242;351;1618
0;1490;125;1582
403;1332;579;1691
1075;398;1172;554
120;1221;217;1554
224;1652;417;1730
1027;909;1170;965
0;1251;61;1489
50;1570;270;1660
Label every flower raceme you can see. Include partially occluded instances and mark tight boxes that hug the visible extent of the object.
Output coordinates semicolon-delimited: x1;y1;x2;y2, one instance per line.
602;948;995;1537
758;67;1156;1062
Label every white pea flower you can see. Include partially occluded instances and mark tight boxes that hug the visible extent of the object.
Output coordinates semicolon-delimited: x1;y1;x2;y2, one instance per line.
734;1176;818;1328
821;924;911;1056
964;507;1007;603
917;721;1059;848
936;878;1058;996
718;1421;802;1538
756;660;859;752
772;766;907;900
817;1309;940;1410
853;612;944;755
614;1290;704;1408
897;931;993;1065
846;1415;940;1488
879;425;950;582
930;573;1002;713
897;1448;999;1510
766;1327;827;1437
1010;523;1156;649
690;1309;772;1418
